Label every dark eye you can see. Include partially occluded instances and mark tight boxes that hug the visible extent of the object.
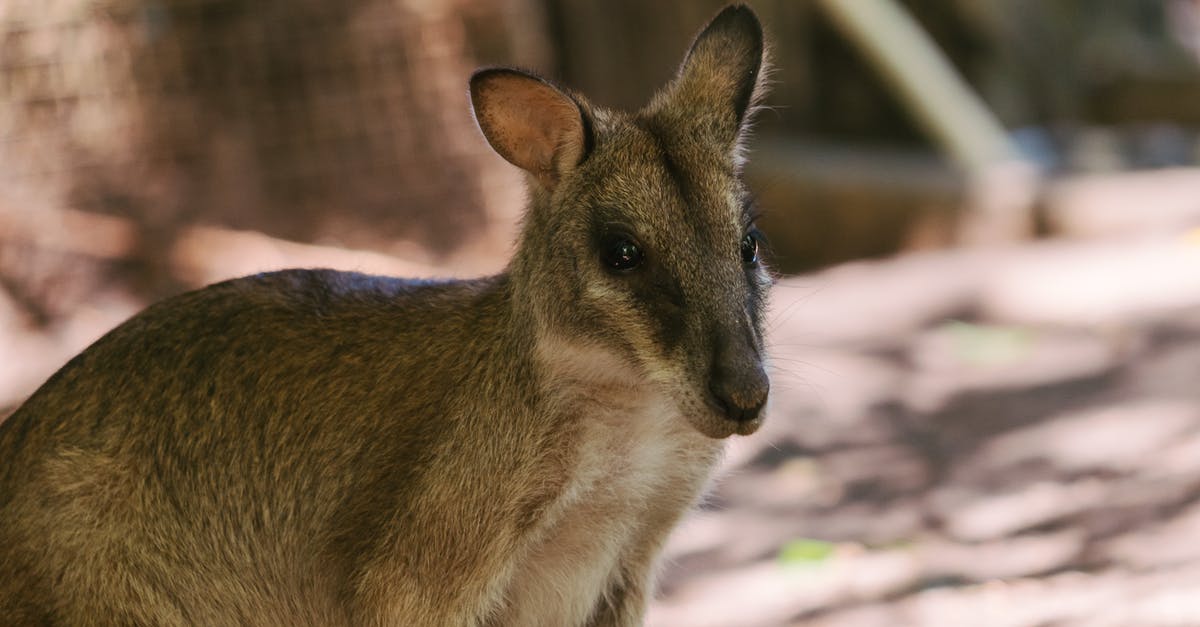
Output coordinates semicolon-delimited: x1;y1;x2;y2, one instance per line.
601;234;644;272
741;231;760;265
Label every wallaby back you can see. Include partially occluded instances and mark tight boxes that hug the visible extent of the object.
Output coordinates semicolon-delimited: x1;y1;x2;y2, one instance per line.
0;5;771;626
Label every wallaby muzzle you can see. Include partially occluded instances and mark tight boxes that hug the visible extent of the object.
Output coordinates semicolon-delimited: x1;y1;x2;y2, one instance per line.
707;325;769;424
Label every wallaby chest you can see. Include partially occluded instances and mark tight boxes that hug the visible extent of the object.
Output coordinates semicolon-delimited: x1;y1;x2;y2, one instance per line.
491;342;723;625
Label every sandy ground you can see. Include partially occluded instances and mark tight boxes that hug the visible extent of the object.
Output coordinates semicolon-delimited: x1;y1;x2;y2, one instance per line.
651;237;1200;627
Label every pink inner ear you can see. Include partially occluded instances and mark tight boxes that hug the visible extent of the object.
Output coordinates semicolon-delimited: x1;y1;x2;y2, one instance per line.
474;74;584;186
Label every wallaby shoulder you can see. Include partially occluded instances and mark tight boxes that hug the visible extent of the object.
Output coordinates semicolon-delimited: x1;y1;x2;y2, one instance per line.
0;268;519;456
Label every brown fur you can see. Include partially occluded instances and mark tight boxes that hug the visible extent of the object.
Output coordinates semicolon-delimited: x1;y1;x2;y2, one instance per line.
0;5;771;626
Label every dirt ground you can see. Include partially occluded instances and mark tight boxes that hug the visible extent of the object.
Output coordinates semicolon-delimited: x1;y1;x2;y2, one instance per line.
4;230;1200;626
651;237;1200;627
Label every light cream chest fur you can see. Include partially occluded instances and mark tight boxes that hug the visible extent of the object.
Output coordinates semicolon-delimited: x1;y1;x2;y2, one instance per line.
491;343;724;626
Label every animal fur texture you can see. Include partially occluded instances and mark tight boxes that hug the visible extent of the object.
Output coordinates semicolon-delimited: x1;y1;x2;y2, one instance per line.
0;5;771;625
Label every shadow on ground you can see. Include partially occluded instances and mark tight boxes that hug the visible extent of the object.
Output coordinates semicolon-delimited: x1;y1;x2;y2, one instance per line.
651;239;1200;627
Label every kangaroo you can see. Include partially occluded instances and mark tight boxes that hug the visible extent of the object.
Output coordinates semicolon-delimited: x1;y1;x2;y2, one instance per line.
0;5;770;626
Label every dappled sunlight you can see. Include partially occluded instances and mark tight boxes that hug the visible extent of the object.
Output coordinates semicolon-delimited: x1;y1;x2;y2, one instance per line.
766;251;989;349
652;547;922;627
903;322;1119;413
918;529;1086;582
977;400;1200;475
934;480;1110;542
982;236;1200;327
1103;501;1200;569
655;235;1200;626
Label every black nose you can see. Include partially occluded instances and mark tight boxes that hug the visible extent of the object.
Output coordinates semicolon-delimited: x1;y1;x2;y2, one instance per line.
708;363;769;423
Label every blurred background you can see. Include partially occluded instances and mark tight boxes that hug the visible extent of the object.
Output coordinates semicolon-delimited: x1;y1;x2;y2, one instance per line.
4;0;1200;624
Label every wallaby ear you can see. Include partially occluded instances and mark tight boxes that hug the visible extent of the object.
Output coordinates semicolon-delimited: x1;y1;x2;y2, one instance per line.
470;68;593;189
655;4;767;154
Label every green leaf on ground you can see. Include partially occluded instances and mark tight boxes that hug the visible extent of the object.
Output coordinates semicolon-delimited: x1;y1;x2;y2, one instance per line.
946;321;1034;366
778;538;835;566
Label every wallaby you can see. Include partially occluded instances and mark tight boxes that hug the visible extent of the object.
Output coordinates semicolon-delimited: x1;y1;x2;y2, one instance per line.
0;5;770;626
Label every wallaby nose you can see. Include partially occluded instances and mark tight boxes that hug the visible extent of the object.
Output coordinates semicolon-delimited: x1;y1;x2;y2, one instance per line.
708;361;769;423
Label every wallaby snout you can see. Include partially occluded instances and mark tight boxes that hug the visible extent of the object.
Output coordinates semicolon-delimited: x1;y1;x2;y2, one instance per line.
708;334;770;426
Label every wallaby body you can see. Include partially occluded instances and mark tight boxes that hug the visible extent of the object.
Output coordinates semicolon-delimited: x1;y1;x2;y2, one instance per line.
0;6;770;626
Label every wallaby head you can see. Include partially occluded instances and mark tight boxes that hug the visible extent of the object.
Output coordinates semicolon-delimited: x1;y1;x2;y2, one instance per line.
471;5;771;439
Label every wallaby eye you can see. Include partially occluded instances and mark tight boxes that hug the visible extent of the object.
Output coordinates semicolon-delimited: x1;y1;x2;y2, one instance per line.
741;231;760;265
601;234;644;272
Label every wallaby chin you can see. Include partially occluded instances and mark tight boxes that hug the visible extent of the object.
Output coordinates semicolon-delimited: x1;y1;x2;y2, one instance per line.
0;5;771;626
689;411;766;440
